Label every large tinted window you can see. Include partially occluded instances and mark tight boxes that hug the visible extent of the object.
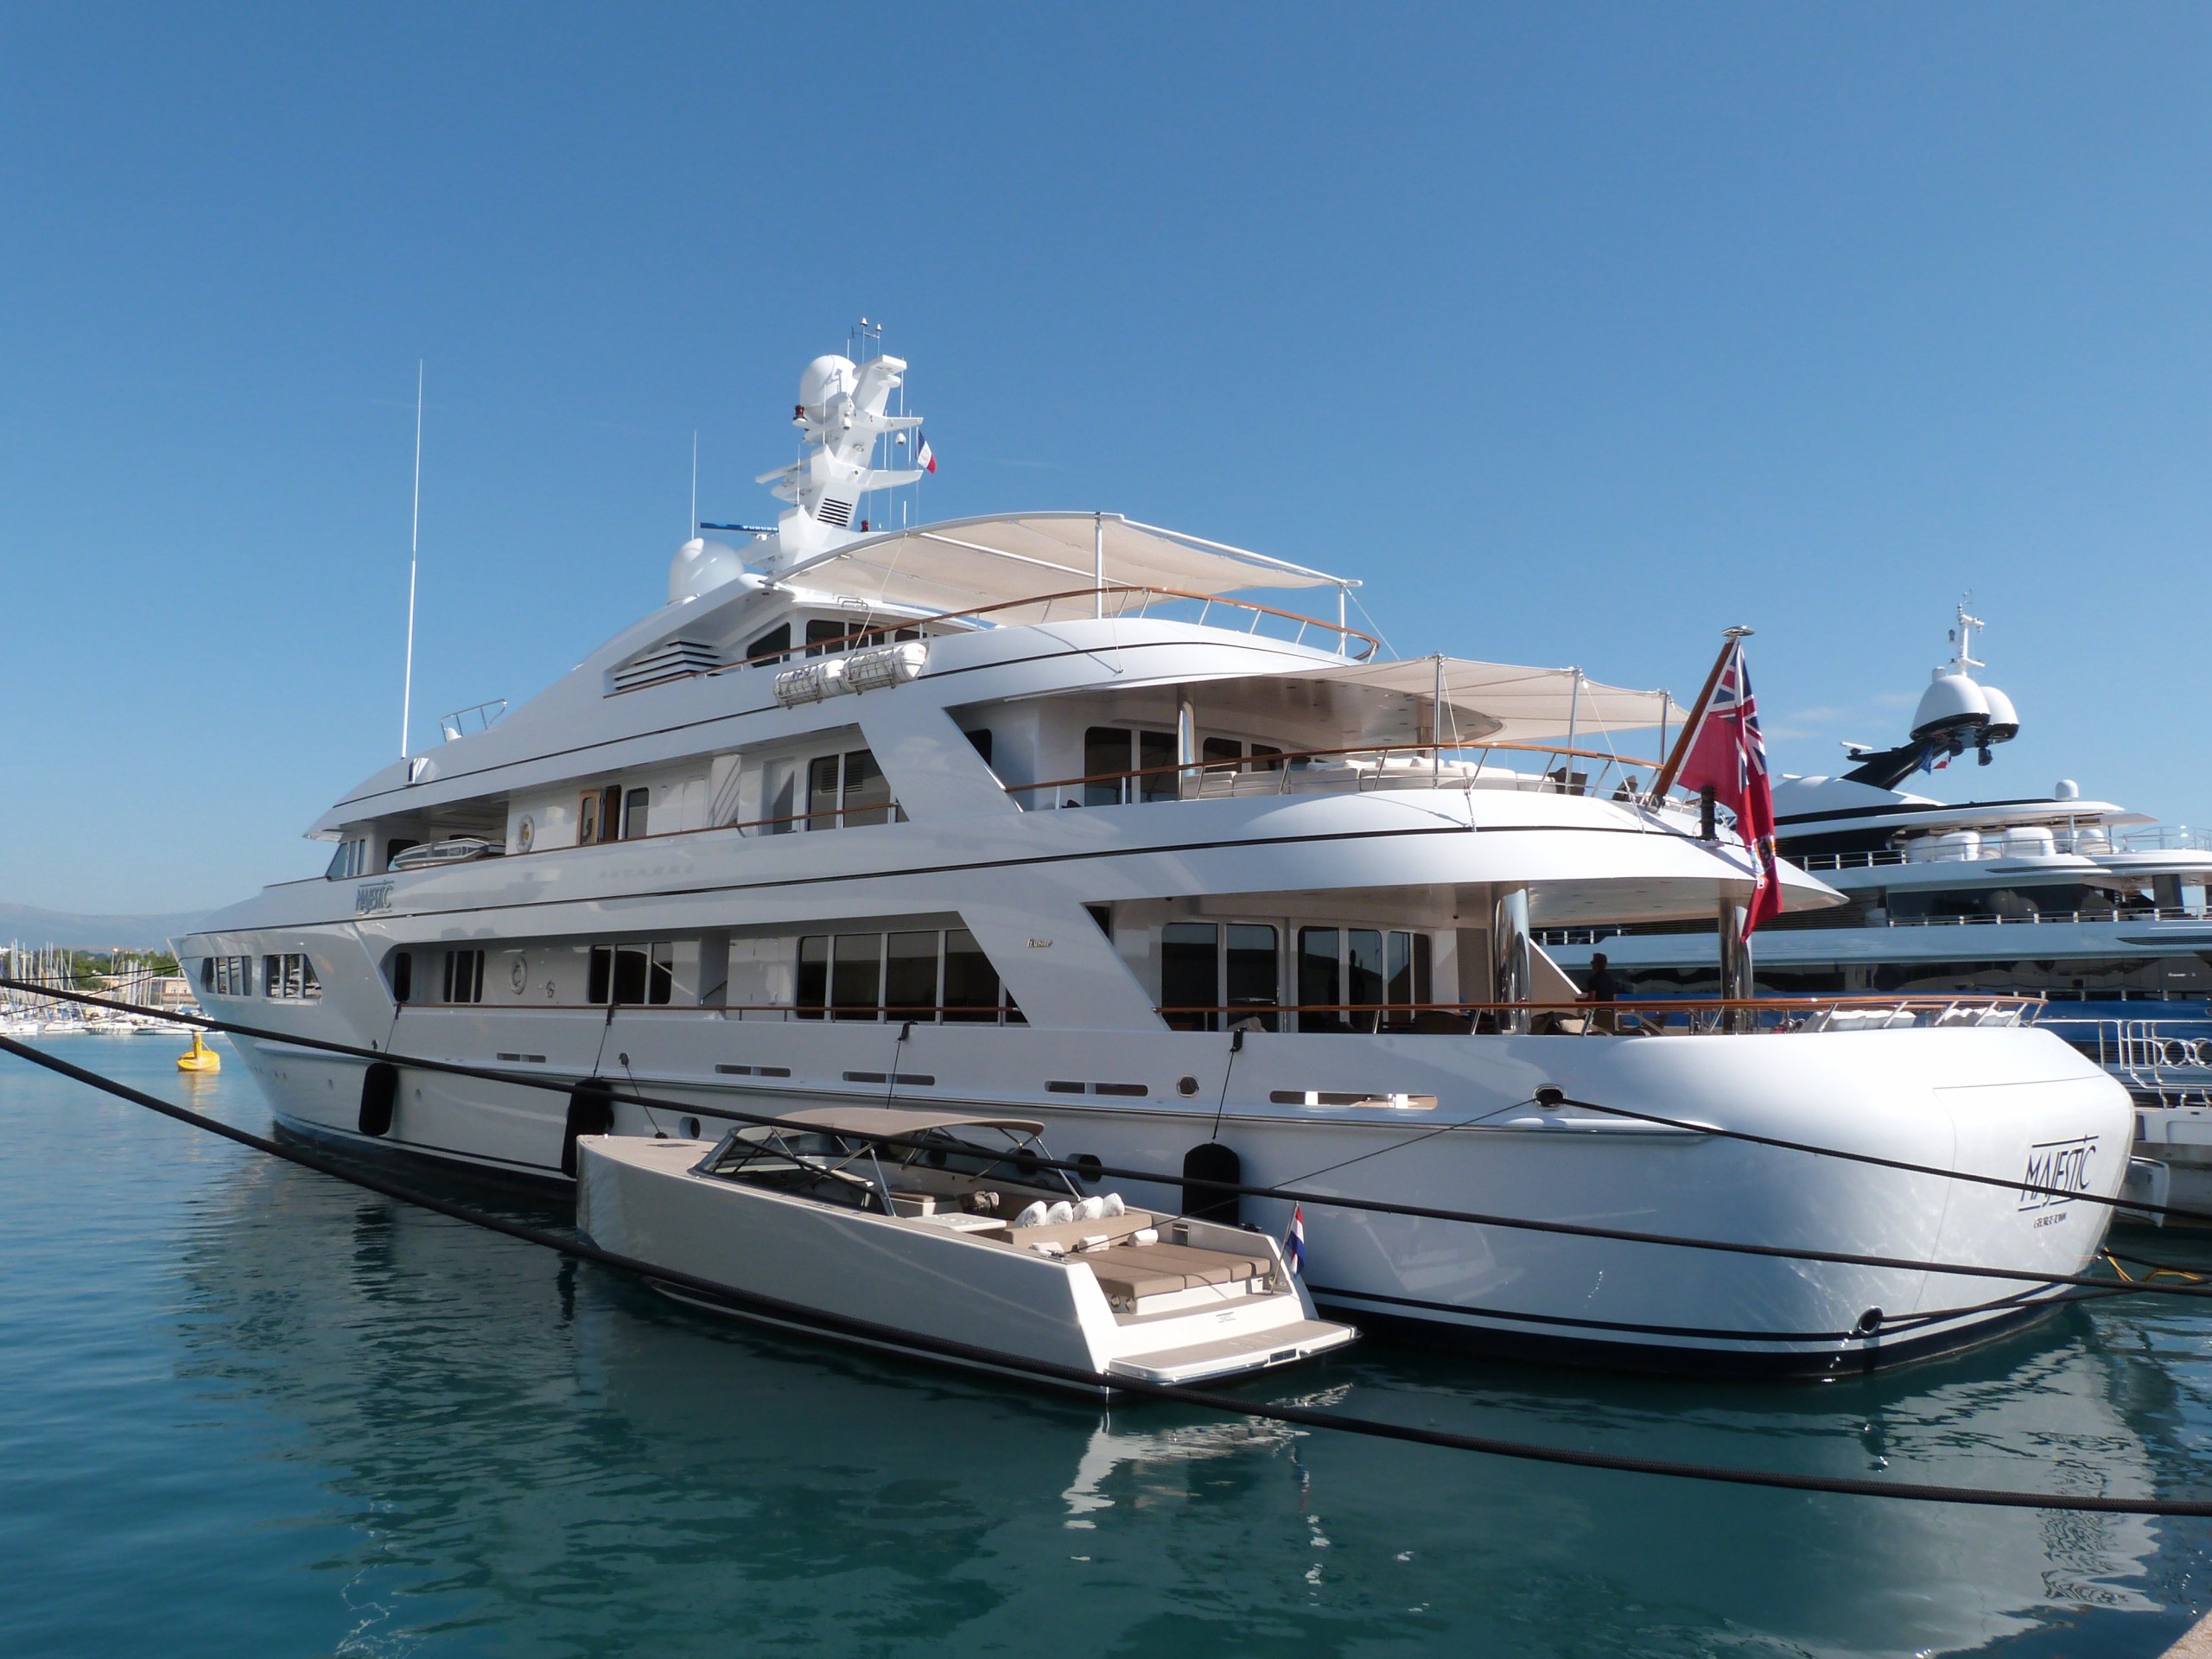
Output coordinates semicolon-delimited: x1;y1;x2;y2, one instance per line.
1226;925;1279;1032
1298;928;1341;1032
942;929;1000;1021
885;931;938;1016
1161;922;1218;1032
796;937;828;1019
830;934;880;1020
1084;728;1128;806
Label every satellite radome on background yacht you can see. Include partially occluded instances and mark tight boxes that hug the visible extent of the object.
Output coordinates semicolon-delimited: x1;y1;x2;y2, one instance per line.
176;342;2134;1375
1545;605;2212;1217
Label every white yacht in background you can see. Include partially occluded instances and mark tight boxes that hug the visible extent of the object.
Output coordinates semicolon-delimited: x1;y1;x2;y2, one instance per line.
1542;608;2212;1215
178;345;2131;1373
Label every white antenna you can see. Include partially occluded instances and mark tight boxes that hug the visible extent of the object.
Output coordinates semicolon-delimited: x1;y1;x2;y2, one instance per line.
399;360;423;758
690;430;698;535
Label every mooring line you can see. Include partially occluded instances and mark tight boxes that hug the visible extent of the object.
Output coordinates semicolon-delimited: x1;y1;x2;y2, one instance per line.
7;1031;2212;1518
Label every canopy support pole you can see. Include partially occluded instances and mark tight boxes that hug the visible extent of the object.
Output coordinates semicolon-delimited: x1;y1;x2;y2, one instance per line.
1093;514;1104;620
1432;655;1444;785
1561;671;1581;794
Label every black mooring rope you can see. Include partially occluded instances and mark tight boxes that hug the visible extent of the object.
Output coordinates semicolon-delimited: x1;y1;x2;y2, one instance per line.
9;982;2208;1306
5;1031;2210;1518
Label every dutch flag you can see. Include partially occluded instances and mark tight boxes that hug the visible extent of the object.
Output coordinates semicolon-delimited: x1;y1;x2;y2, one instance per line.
916;433;937;474
1283;1204;1306;1275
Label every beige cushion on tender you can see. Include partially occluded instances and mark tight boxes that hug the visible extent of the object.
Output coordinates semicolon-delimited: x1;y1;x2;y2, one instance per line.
1088;1241;1272;1303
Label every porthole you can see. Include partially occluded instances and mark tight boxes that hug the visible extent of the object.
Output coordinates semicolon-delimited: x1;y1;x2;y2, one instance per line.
1177;1076;1200;1096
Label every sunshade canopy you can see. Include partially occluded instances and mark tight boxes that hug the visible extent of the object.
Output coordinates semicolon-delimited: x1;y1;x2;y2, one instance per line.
1281;655;1675;747
774;512;1349;626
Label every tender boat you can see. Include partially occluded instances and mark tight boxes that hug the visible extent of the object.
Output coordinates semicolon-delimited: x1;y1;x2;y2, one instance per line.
178;340;2133;1374
576;1109;1356;1390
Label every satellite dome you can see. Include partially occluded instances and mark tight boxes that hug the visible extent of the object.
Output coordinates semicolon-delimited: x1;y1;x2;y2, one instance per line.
668;537;746;604
1911;670;1990;743
798;354;857;419
1978;684;2018;743
2055;779;2080;801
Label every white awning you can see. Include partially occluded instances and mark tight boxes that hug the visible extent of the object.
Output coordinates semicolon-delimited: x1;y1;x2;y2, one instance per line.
773;512;1348;625
1297;655;1675;749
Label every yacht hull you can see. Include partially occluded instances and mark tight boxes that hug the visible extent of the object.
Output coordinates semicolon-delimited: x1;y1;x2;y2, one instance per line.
227;1014;2130;1376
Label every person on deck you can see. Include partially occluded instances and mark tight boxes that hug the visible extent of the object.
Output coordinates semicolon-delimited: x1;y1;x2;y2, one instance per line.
1581;951;1620;1033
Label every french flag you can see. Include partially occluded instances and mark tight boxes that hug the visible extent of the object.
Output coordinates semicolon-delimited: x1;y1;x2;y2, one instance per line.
916;433;937;474
1283;1204;1306;1275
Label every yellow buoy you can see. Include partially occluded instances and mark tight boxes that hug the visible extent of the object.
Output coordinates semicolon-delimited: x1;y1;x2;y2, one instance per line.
176;1031;220;1073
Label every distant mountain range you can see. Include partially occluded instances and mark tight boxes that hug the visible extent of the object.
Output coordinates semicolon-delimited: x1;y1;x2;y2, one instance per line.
0;903;210;950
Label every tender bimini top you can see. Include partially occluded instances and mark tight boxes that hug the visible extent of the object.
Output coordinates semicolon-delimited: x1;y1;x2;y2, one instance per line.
770;1107;1048;1140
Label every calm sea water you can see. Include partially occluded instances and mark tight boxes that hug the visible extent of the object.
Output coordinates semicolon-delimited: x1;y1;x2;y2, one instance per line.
6;1040;2212;1657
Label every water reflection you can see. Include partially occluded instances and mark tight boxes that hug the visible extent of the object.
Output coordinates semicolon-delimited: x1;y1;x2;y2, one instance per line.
168;1146;2212;1656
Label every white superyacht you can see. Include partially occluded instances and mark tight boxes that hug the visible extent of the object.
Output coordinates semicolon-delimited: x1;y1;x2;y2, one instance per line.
180;345;2133;1373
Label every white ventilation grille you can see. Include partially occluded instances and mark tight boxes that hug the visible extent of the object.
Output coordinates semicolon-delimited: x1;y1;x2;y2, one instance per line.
817;497;855;529
611;639;724;693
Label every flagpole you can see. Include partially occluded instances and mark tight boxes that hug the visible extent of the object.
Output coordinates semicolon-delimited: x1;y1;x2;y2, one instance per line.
1648;626;1752;804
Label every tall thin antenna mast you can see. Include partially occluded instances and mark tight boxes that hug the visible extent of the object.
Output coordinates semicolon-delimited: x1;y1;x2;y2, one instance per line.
690;430;698;536
399;360;423;758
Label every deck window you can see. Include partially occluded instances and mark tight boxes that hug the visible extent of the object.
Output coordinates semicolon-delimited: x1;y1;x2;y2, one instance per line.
1226;924;1280;1030
391;951;413;1004
796;936;829;1019
589;941;686;1006
1162;923;1219;1032
943;929;1003;1021
209;956;252;997
803;748;896;830
325;839;368;880
830;933;882;1020
442;949;486;1004
1296;926;1428;1032
621;787;650;840
805;619;853;657
793;927;1013;1023
746;623;791;664
886;931;938;1016
1083;728;1178;805
1161;922;1280;1033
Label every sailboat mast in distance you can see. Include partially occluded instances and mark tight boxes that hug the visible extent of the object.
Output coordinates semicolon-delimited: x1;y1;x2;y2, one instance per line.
400;360;423;758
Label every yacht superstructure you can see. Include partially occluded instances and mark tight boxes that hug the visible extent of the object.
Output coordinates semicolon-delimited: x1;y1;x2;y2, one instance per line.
179;347;2133;1373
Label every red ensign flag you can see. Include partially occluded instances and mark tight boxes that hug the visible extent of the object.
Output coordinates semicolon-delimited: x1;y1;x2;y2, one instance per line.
1675;640;1783;938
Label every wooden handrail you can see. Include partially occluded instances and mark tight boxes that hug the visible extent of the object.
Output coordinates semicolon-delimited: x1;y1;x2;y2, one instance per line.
1008;738;1667;799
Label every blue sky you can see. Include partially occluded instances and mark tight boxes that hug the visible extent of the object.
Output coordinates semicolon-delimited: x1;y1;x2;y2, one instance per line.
2;3;2205;914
